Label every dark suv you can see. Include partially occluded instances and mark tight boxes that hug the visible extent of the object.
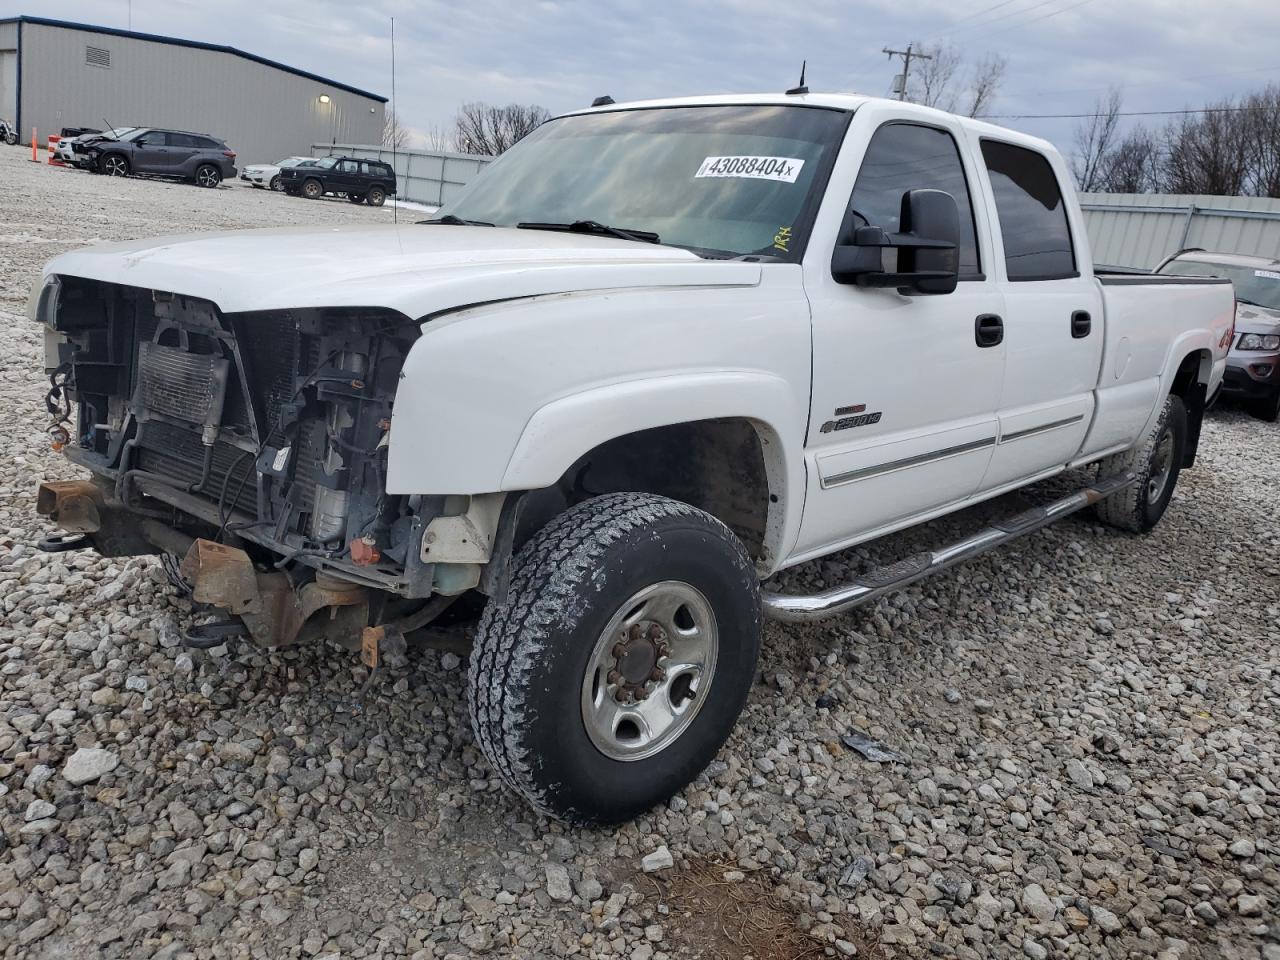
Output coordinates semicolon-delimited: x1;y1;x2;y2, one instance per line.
280;156;396;206
83;128;237;187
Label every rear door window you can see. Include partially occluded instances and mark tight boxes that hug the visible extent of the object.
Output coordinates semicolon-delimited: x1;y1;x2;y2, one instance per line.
847;122;982;278
980;140;1077;281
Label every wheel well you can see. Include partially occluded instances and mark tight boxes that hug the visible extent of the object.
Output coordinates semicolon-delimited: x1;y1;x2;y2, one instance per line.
1170;349;1210;468
516;418;774;565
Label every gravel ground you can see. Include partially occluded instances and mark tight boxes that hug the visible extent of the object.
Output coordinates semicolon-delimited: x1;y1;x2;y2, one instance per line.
1;147;1278;960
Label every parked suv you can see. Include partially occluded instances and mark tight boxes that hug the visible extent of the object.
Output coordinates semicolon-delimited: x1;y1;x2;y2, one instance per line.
1157;249;1280;420
86;127;237;187
280;155;396;205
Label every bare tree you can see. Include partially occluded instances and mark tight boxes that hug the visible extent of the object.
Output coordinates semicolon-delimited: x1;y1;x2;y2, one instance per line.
964;53;1008;118
908;45;962;111
452;102;551;156
905;43;1007;117
1072;87;1123;192
1097;127;1162;193
1161;99;1252;196
382;109;409;150
1243;83;1280;198
420;124;453;153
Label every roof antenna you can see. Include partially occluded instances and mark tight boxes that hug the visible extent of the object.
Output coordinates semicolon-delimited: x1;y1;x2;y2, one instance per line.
786;61;808;96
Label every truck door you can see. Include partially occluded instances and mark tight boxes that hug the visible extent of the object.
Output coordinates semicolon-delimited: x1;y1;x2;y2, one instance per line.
794;114;1006;560
971;138;1104;490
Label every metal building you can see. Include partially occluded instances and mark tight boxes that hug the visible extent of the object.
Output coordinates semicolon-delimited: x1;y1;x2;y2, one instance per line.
0;16;386;164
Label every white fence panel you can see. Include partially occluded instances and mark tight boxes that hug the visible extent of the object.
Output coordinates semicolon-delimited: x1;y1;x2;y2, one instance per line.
311;143;492;207
1081;193;1280;269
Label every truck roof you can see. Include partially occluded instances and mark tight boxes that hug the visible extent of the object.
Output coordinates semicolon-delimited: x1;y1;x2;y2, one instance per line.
562;92;1058;156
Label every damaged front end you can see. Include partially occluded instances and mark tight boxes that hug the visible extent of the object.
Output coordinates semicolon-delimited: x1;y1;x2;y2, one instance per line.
32;275;489;649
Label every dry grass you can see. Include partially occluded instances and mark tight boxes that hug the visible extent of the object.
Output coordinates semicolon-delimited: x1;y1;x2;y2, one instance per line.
637;857;882;960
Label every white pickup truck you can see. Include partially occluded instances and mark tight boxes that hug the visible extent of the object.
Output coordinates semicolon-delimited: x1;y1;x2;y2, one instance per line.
30;93;1234;822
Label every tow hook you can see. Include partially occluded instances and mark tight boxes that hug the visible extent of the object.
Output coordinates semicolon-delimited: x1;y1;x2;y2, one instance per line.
358;624;409;697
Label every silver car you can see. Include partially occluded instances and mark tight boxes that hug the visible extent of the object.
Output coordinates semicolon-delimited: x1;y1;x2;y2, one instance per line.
1157;250;1280;421
240;156;316;191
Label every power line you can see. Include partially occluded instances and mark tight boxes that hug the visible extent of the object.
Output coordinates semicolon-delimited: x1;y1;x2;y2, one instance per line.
930;0;1075;40
982;104;1268;120
925;0;1028;39
979;0;1100;38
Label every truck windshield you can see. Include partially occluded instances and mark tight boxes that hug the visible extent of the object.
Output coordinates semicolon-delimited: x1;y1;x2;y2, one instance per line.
1161;258;1280;310
435;105;849;259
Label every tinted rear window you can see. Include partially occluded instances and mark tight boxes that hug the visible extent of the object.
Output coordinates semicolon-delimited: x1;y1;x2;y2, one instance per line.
981;140;1077;281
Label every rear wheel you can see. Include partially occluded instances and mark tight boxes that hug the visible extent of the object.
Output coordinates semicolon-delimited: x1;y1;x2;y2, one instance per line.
1095;394;1188;533
101;153;129;177
347;193;366;204
302;179;323;200
366;186;386;207
269;174;281;191
469;492;762;824
195;164;221;188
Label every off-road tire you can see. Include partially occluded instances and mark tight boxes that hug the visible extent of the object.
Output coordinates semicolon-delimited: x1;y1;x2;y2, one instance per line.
269;174;282;191
468;492;762;823
1250;387;1280;423
302;178;323;200
366;186;387;207
1095;394;1187;533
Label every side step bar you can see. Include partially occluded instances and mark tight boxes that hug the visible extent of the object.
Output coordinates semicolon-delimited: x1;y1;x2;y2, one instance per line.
762;471;1135;624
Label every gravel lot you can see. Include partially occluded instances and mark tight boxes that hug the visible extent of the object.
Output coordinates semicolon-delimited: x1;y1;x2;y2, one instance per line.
1;147;1278;960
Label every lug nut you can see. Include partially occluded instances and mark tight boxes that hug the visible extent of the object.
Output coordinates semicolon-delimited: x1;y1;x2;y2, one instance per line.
607;670;622;686
650;667;666;682
612;642;626;658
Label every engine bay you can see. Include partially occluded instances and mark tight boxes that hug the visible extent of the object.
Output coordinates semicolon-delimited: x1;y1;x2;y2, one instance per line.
42;276;442;596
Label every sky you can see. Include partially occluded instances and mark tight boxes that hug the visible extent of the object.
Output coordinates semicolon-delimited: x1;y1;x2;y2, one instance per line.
9;0;1280;157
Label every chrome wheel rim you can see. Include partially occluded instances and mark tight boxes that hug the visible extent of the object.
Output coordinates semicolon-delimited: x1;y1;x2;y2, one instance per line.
197;168;218;187
1148;427;1174;503
581;580;718;762
104;157;125;176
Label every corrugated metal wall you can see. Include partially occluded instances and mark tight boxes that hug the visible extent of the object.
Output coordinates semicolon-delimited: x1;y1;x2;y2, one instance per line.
311;143;492;207
0;22;18;125
1081;193;1280;269
18;22;383;163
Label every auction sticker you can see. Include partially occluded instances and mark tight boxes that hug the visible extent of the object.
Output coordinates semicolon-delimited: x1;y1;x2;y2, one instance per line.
1255;269;1280;280
696;156;805;183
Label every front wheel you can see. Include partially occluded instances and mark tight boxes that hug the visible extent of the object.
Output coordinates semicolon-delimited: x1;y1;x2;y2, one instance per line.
101;153;129;177
1095;394;1187;533
194;164;221;188
269;174;281;191
302;179;323;200
3;129;17;146
469;493;762;823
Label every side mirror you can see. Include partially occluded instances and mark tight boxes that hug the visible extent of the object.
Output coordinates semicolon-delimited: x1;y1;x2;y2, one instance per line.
134;139;148;147
831;188;961;295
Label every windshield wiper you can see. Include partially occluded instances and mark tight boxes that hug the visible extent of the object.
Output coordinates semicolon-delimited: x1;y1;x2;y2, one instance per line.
517;220;660;244
419;214;495;226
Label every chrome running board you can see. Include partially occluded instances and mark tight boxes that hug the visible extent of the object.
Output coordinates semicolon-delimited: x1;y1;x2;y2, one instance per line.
762;471;1136;624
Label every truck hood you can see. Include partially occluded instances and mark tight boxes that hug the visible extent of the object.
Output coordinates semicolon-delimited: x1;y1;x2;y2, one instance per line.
1235;301;1280;336
43;224;762;316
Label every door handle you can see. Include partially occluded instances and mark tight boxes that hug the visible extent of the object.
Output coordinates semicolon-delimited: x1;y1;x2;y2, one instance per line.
975;314;1003;348
1071;310;1092;338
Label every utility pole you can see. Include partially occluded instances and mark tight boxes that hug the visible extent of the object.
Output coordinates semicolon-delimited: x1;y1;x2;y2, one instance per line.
883;43;932;101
